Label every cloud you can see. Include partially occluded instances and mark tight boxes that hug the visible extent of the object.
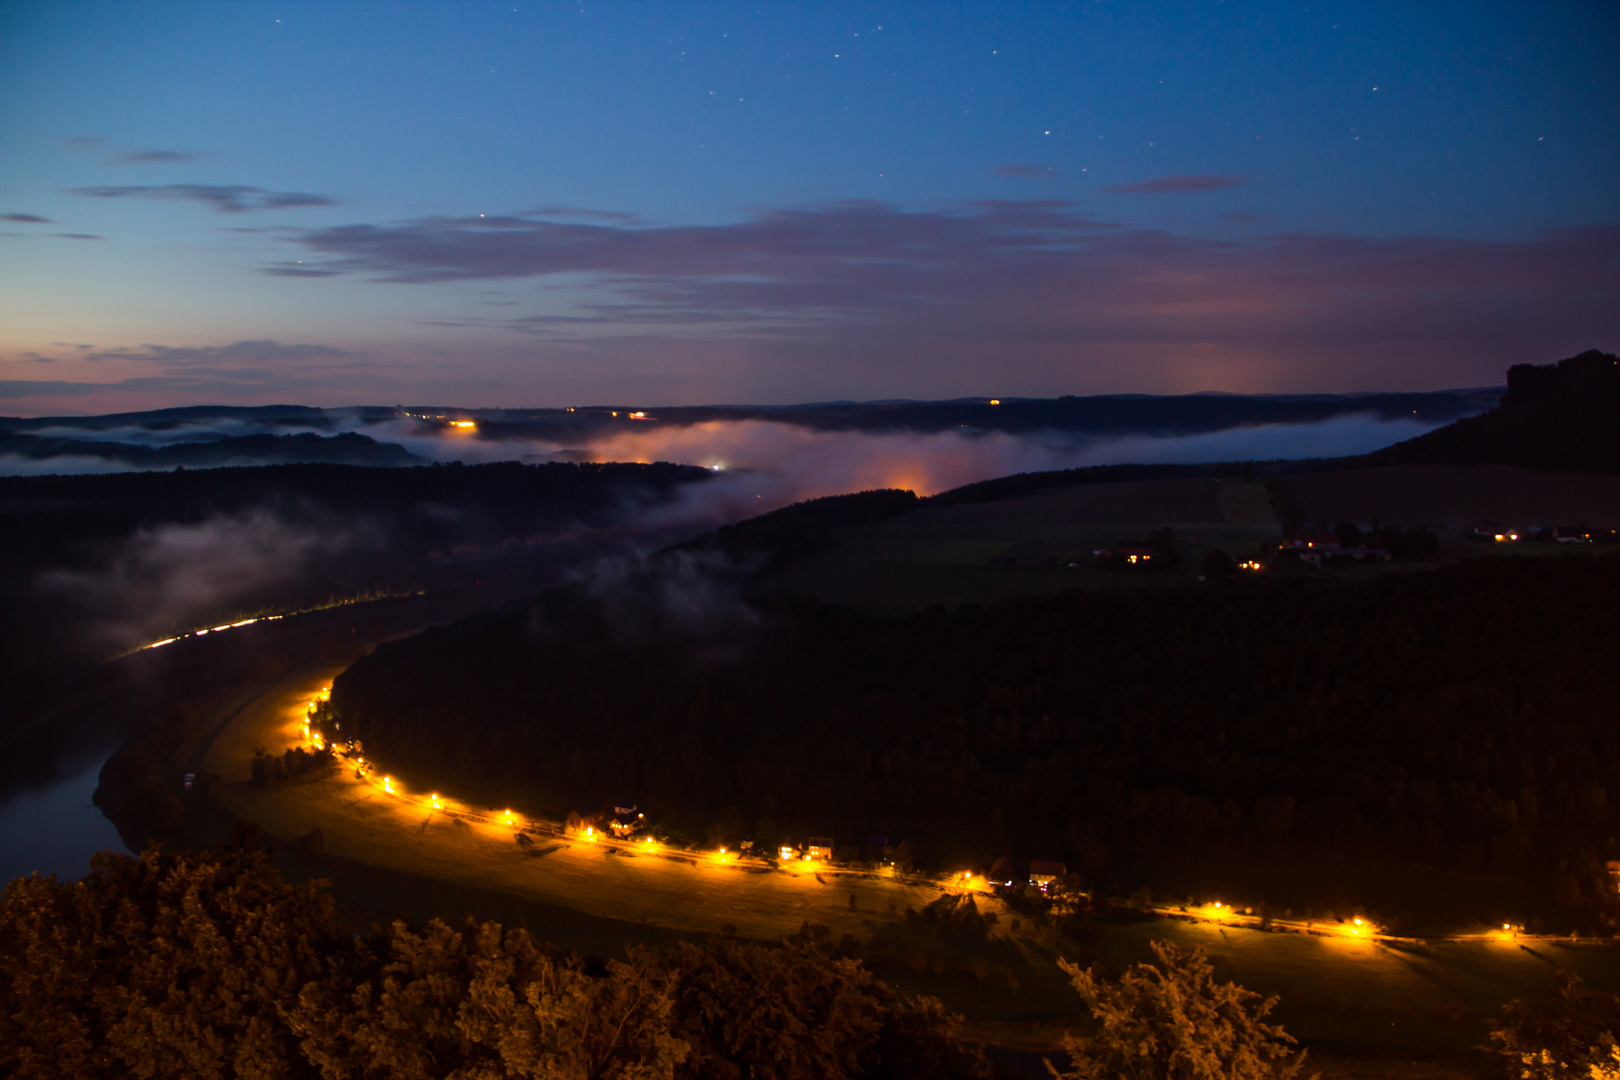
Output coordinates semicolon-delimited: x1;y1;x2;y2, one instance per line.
998;164;1056;177
274;200;1118;286
2;213;51;224
1104;174;1253;194
524;205;648;223
70;184;338;213
263;266;345;277
82;339;355;365
0;340;363;399
266;202;1620;389
113;149;205;165
0;380;102;398
54;233;104;241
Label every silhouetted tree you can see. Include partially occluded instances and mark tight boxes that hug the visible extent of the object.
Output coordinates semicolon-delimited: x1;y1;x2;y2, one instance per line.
1488;970;1620;1080
1046;942;1311;1080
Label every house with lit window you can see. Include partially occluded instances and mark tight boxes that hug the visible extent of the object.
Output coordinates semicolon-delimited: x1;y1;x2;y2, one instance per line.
608;802;645;838
807;836;834;862
1028;859;1067;890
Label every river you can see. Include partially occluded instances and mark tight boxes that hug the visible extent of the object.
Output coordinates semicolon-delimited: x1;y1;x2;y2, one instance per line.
0;749;127;884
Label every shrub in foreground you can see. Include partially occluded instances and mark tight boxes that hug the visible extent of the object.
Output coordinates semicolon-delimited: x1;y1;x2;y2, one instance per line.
0;842;987;1080
1047;941;1313;1080
1489;970;1620;1080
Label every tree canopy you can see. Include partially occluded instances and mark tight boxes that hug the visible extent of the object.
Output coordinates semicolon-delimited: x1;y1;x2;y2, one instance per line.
1047;942;1311;1080
332;552;1620;927
0;843;987;1080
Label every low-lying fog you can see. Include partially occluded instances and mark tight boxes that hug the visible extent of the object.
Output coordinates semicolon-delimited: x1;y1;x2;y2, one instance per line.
3;410;1446;502
5;408;1449;668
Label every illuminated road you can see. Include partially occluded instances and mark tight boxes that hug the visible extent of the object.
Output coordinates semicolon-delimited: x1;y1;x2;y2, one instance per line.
202;666;987;940
203;667;1602;953
185;664;1620;1060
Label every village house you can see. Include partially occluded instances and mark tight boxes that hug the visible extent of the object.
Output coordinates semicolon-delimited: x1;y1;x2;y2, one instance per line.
1094;546;1157;569
1028;859;1067;890
1471;522;1521;543
807;836;834;862
1280;534;1391;567
608;802;645;838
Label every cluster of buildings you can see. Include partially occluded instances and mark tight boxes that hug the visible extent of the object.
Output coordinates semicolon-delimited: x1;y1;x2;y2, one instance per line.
989;856;1070;892
1470;523;1607;543
1277;534;1393;567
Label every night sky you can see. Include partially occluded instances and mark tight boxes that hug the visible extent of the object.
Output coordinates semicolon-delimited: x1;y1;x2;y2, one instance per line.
2;1;1617;413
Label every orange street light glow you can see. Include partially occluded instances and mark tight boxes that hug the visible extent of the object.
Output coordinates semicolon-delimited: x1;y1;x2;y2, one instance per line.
452;420;476;428
383;776;394;793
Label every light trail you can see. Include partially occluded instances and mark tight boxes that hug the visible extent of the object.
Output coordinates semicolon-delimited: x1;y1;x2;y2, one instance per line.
135;614;280;652
131;587;429;655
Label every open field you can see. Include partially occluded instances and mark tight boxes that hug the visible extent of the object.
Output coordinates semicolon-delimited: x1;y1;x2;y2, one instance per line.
764;476;1279;612
1278;464;1620;531
763;464;1620;613
173;663;1620;1070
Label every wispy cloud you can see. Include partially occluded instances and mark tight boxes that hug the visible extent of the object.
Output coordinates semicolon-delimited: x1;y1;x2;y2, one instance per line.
54;233;104;241
272;200;1117;286
1104;174;1253;194
81;339;356;365
998;163;1056;177
3;340;363;396
70;184;338;213
248;199;1620;393
0;380;103;398
0;368;358;400
2;213;51;224
112;149;206;165
269;201;1620;338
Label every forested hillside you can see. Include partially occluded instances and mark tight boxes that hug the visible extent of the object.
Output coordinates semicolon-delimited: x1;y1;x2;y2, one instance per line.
1372;349;1620;473
334;552;1620;928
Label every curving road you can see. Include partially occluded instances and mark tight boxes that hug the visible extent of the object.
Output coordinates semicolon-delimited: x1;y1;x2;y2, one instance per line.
194;665;979;942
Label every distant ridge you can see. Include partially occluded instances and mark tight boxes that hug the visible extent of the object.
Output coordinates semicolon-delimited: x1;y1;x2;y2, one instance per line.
1369;349;1620;473
0;430;422;469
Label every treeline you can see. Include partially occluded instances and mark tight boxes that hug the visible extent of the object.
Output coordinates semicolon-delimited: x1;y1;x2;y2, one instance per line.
0;429;423;469
334;552;1620;927
0;842;987;1080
